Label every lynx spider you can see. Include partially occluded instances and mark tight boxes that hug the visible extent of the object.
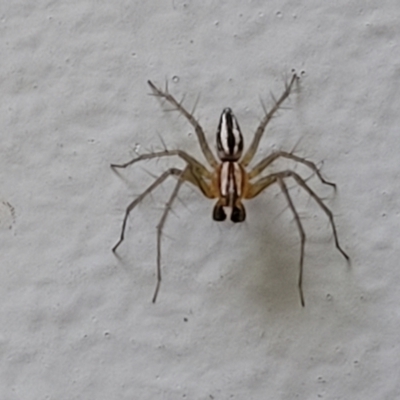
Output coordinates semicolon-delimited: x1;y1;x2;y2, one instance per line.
111;74;349;306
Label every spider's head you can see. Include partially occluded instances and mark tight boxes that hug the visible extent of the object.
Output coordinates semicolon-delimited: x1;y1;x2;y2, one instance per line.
216;108;244;162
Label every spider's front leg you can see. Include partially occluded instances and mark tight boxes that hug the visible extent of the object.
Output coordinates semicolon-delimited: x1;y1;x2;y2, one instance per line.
111;167;185;254
112;157;216;302
153;172;185;303
152;166;217;302
147;80;218;169
245;170;349;306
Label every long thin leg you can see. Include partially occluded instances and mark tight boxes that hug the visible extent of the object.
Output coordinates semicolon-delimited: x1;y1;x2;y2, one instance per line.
111;149;212;179
274;170;349;261
151;166;216;302
241;74;298;167
113;166;216;302
112;168;184;253
246;170;349;305
249;170;349;261
244;175;277;199
248;151;336;189
147;80;218;168
245;174;307;305
153;170;186;302
277;177;307;306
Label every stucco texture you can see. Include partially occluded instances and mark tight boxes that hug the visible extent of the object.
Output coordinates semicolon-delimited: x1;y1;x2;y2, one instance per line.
1;1;399;399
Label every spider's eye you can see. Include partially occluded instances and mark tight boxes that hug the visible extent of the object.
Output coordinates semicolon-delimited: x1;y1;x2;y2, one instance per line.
216;108;244;161
231;203;246;223
213;203;227;221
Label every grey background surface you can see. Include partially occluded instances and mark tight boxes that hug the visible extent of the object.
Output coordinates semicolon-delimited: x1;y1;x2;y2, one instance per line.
1;1;399;399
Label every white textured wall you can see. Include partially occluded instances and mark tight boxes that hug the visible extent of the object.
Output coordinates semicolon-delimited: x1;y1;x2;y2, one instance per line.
1;1;399;399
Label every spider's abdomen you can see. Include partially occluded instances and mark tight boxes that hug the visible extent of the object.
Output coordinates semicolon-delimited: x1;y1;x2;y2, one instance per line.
216;108;243;161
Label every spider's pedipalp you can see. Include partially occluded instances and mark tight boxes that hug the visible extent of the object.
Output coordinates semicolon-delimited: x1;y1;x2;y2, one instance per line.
212;200;227;221
231;202;246;223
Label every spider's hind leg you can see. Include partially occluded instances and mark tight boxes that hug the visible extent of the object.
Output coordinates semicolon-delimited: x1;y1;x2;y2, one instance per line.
147;80;218;168
241;73;299;167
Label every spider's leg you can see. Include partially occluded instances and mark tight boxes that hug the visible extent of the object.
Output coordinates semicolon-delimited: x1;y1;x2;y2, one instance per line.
152;166;216;302
248;151;336;189
275;170;349;262
112;168;184;253
113;164;216;302
245;170;348;305
244;174;306;305
111;149;211;179
241;74;298;167
147;80;218;168
244;175;277;199
276;177;306;307
153;170;185;303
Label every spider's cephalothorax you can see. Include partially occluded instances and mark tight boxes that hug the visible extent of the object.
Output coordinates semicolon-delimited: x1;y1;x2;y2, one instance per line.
213;107;247;223
111;74;349;305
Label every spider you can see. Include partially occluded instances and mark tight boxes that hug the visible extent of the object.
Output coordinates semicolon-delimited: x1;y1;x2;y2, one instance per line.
111;73;349;306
